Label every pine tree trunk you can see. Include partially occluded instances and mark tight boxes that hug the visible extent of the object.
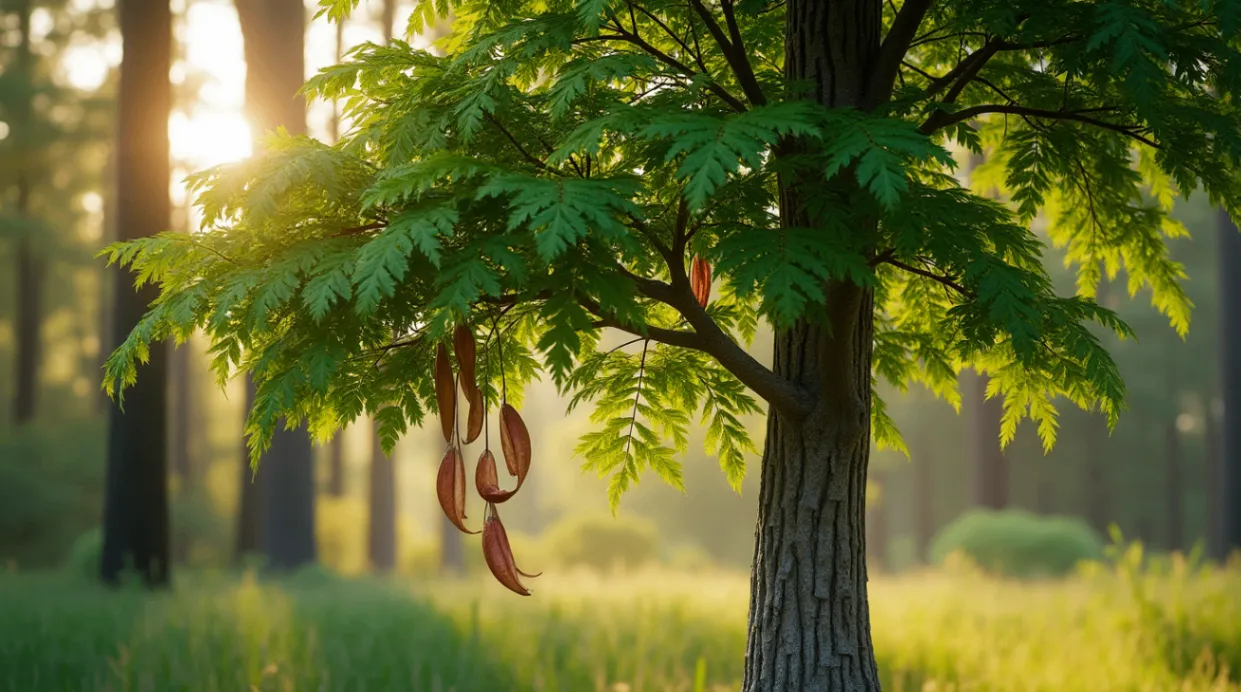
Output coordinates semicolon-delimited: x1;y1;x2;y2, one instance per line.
741;4;884;689
12;1;40;427
1164;417;1182;551
235;379;262;562
912;432;935;563
367;420;397;573
235;0;316;571
100;0;172;588
325;435;345;497
1218;208;1241;558
968;371;1008;509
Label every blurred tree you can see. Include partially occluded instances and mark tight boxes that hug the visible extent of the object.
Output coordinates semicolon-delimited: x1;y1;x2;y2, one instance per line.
1219;208;1241;559
911;430;935;562
7;0;40;427
367;0;399;575
102;2;1241;687
99;0;172;587
235;0;317;570
866;468;889;571
1163;357;1183;551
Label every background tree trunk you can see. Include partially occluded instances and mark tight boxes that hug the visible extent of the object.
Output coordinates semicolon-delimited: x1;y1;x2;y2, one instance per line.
367;422;397;573
235;0;316;571
968;370;1008;509
100;0;172;588
11;0;41;427
325;436;345;496
865;468;889;572
1217;208;1241;558
743;3;882;689
1164;416;1182;551
912;432;935;563
1083;279;1111;534
1205;392;1222;558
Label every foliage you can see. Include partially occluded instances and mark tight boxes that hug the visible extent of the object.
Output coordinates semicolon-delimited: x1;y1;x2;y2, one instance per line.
2;559;1240;691
0;421;106;567
63;527;102;581
930;508;1105;577
543;512;660;571
100;0;1241;509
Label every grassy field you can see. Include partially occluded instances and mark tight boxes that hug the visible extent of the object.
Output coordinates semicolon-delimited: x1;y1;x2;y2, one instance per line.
1;547;1238;692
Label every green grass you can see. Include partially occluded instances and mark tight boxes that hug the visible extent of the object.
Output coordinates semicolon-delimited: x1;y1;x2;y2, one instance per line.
1;550;1238;692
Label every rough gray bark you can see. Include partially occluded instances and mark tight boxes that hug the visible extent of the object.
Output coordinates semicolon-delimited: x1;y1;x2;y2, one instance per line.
742;3;882;689
100;0;173;588
234;0;317;571
367;422;397;573
1219;208;1241;558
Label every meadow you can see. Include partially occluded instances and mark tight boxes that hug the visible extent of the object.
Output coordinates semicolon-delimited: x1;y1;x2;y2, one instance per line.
1;543;1238;692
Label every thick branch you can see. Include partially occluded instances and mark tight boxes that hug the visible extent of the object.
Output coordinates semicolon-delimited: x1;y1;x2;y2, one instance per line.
687;0;767;106
867;0;936;108
920;104;1159;148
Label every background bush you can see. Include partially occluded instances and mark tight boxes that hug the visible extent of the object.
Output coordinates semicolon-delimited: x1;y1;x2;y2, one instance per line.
542;513;660;572
930;509;1104;577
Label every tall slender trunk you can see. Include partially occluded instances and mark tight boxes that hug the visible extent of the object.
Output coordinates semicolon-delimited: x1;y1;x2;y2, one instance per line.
100;0;173;588
1084;280;1111;532
440;513;465;575
912;431;935;563
968;370;1008;509
367;421;397;572
1219;208;1241;559
865;468;889;572
365;0;400;576
12;0;41;427
325;435;346;496
744;5;882;689
235;0;316;571
1164;417;1182;551
1205;392;1222;558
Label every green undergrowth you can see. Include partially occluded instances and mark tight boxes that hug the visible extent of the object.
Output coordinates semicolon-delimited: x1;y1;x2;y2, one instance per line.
0;549;1237;691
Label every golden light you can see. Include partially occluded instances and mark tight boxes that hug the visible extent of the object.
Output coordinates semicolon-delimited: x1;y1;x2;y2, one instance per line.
169;110;253;168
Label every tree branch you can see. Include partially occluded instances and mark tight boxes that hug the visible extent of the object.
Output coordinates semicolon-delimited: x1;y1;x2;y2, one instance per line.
687;0;767;106
919;104;1159;148
484;113;558;174
880;256;974;298
867;0;936;108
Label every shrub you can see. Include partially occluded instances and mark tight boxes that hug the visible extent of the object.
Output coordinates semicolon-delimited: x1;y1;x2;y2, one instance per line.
63;527;102;580
930;509;1104;578
543;513;659;573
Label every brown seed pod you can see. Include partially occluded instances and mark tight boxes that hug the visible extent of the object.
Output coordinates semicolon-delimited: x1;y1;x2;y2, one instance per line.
481;504;540;596
498;403;531;479
434;343;455;443
436;445;477;535
453;324;477;395
690;255;711;308
475;448;520;503
464;383;484;444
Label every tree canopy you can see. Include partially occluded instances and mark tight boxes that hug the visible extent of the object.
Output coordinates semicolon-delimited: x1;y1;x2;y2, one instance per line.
101;0;1241;509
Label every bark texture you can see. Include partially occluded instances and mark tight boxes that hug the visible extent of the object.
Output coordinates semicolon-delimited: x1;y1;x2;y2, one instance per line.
100;0;172;588
743;4;882;689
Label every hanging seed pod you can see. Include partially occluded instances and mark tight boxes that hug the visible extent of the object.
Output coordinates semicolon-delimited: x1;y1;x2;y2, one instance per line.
690;255;711;308
464;383;484;444
436;445;476;534
453;324;477;395
481;503;540;596
498;403;531;479
434;343;455;443
475;448;521;503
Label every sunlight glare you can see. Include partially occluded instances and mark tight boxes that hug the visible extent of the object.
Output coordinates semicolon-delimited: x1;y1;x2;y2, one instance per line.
169;111;252;167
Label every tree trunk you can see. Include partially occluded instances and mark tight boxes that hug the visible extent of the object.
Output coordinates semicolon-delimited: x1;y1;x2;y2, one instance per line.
912;432;935;563
1219;208;1241;559
1164;417;1182;551
1083;281;1111;532
11;1;41;427
742;4;883;689
440;514;465;575
325;435;345;496
1205;393;1223;558
367;421;397;573
100;0;173;588
865;468;889;572
235;0;316;571
170;345;193;494
968;371;1008;509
